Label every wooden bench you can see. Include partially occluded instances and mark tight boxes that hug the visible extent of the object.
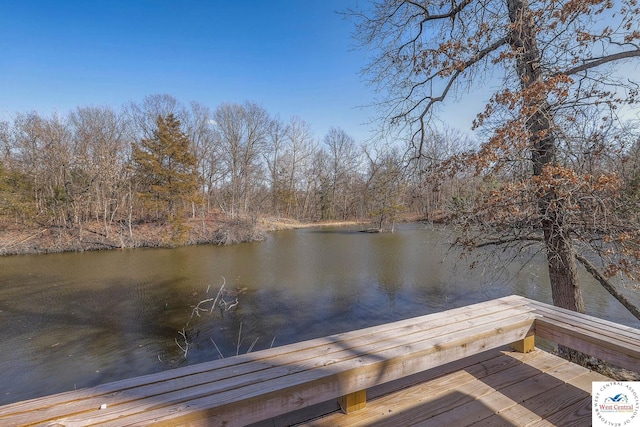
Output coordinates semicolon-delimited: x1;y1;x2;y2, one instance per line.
517;298;640;372
0;295;537;426
0;295;637;426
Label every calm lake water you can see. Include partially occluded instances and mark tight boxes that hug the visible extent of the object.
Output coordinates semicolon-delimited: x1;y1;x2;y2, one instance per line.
0;223;638;405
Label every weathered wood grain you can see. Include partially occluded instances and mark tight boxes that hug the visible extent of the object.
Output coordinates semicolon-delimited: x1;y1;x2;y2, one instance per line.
0;297;536;427
1;294;637;427
300;350;607;427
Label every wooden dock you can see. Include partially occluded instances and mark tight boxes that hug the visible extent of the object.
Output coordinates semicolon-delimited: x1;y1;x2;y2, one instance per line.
296;348;610;426
0;295;638;426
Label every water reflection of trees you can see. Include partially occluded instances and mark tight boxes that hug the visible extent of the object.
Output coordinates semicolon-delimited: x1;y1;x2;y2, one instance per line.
371;233;404;306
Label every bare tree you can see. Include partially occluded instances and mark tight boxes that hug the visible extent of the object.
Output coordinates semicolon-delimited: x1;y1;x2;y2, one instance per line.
0;119;33;223
364;143;407;232
124;94;187;140
213;102;270;219
184;102;218;223
0;120;10;162
264;116;319;220
68;106;127;237
408;127;477;220
283;117;317;219
351;0;640;317
9;112;75;226
264;116;288;217
323;127;362;220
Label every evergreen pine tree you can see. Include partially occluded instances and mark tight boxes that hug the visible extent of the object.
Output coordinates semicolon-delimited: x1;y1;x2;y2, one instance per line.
132;114;199;224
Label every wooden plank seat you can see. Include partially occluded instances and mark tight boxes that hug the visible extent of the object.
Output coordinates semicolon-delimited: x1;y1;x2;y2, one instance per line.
0;295;537;427
3;295;638;427
302;298;640;427
297;348;613;426
517;298;640;372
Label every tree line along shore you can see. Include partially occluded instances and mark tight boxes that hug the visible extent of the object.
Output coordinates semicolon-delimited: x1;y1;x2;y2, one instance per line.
0;95;457;256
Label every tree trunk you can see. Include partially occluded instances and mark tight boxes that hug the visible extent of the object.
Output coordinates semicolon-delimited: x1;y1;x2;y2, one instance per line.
507;0;585;313
544;221;585;312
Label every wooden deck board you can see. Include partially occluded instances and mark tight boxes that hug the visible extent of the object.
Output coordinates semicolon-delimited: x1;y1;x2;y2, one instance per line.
298;348;609;427
522;299;640;339
526;396;592;427
260;348;514;427
2;295;636;427
103;316;534;426
0;296;535;427
28;310;537;426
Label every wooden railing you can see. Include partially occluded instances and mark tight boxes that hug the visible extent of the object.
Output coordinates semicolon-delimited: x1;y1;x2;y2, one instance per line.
0;295;638;426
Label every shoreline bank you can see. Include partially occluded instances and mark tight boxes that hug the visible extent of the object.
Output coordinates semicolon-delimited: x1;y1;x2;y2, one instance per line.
0;217;371;257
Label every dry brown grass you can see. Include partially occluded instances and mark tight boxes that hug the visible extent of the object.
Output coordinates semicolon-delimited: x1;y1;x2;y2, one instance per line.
257;217;368;232
0;216;375;255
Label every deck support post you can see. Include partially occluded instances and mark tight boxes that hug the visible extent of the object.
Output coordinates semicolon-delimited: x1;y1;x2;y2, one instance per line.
510;334;535;353
338;390;366;413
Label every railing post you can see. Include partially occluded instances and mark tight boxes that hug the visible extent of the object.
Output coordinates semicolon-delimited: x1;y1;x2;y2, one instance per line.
338;390;366;413
510;334;535;353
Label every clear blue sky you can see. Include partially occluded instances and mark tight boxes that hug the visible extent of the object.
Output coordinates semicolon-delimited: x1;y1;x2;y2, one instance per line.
0;0;378;142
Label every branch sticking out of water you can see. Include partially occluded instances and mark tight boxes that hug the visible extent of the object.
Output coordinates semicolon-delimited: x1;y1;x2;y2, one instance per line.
185;277;226;327
236;322;243;356
210;338;224;359
220;298;238;310
175;328;189;358
209;277;226;314
247;337;259;354
171;278;274;361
